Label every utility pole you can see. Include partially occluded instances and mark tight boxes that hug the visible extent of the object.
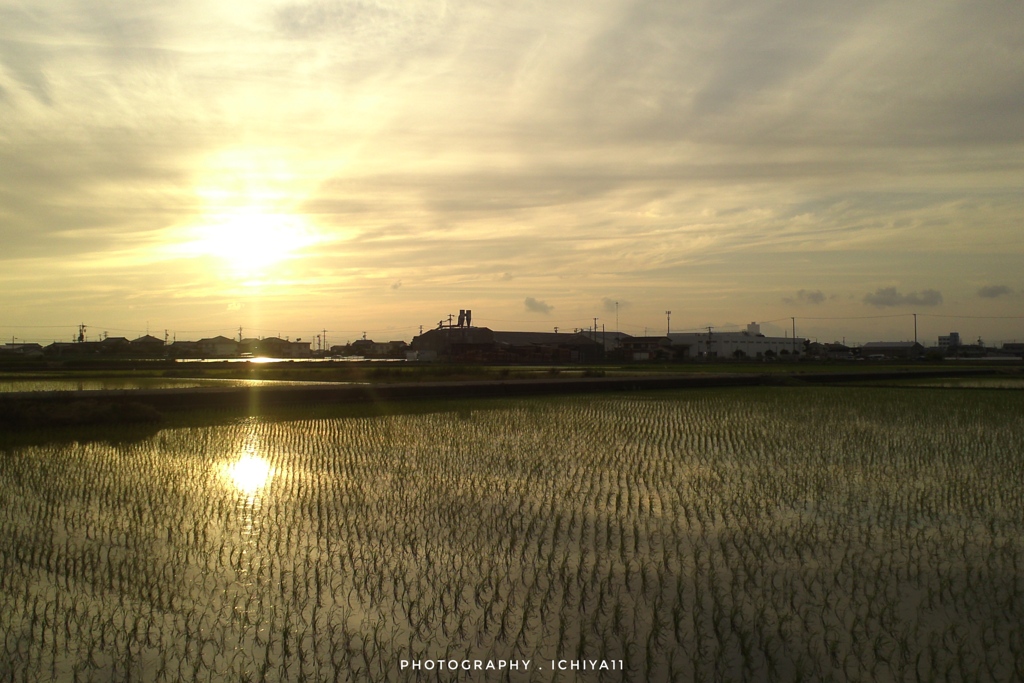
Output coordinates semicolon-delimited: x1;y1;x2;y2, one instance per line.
615;301;619;333
666;310;672;336
913;313;918;345
238;326;243;342
792;317;796;355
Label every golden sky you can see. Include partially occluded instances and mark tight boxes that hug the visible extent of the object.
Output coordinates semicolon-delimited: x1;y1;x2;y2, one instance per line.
2;0;1023;345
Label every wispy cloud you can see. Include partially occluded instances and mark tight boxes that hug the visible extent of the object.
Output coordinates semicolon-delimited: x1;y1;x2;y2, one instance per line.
977;285;1012;299
0;0;1022;342
783;289;827;305
863;287;943;308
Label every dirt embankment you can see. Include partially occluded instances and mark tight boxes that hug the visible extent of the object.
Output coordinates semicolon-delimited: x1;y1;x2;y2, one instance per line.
0;398;163;429
0;367;1006;431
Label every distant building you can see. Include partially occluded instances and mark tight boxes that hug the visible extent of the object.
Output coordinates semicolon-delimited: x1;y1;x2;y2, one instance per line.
669;325;804;359
0;343;43;357
45;342;85;356
492;331;603;363
594;331;632;354
196;336;240;358
242;337;311;358
1000;343;1024;357
43;338;134;356
167;340;200;358
411;327;602;363
98;337;131;354
411;327;496;361
620;336;673;361
938;332;961;348
823;342;854;360
130;335;166;355
860;341;924;359
342;339;407;358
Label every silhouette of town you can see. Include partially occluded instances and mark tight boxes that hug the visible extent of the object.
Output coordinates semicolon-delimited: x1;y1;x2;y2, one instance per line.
3;315;1019;363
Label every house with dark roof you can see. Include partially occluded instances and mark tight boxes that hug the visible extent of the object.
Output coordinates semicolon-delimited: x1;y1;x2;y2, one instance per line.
0;343;43;357
196;336;239;358
98;337;131;354
860;341;924;359
167;340;200;358
242;337;311;358
344;339;408;358
130;335;166;355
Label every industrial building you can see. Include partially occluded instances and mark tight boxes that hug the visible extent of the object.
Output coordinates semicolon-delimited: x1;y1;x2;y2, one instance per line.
410;326;603;363
668;323;804;359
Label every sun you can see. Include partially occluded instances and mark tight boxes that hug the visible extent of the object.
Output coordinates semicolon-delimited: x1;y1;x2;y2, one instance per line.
183;209;317;276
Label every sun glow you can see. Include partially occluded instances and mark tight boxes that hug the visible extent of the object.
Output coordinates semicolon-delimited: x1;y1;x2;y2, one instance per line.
183;209;317;276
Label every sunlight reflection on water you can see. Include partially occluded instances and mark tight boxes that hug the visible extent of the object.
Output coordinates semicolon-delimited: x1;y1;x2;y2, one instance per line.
221;425;276;502
225;453;274;497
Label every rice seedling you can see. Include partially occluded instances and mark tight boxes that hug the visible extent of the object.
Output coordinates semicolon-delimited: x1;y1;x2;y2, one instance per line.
0;387;1022;680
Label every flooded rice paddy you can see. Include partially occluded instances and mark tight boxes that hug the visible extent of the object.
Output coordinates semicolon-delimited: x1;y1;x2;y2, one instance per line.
2;387;1023;681
0;378;351;393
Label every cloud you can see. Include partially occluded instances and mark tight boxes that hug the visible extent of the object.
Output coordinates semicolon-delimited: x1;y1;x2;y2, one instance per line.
863;287;943;308
1;0;1022;344
524;297;553;314
783;289;827;305
601;297;629;313
977;285;1011;299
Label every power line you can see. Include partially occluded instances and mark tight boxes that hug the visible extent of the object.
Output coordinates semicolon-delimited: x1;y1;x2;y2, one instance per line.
477;317;596;325
917;313;1024;320
795;313;913;321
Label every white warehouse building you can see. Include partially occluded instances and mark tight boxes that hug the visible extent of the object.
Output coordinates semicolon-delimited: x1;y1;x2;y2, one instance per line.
668;323;805;359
